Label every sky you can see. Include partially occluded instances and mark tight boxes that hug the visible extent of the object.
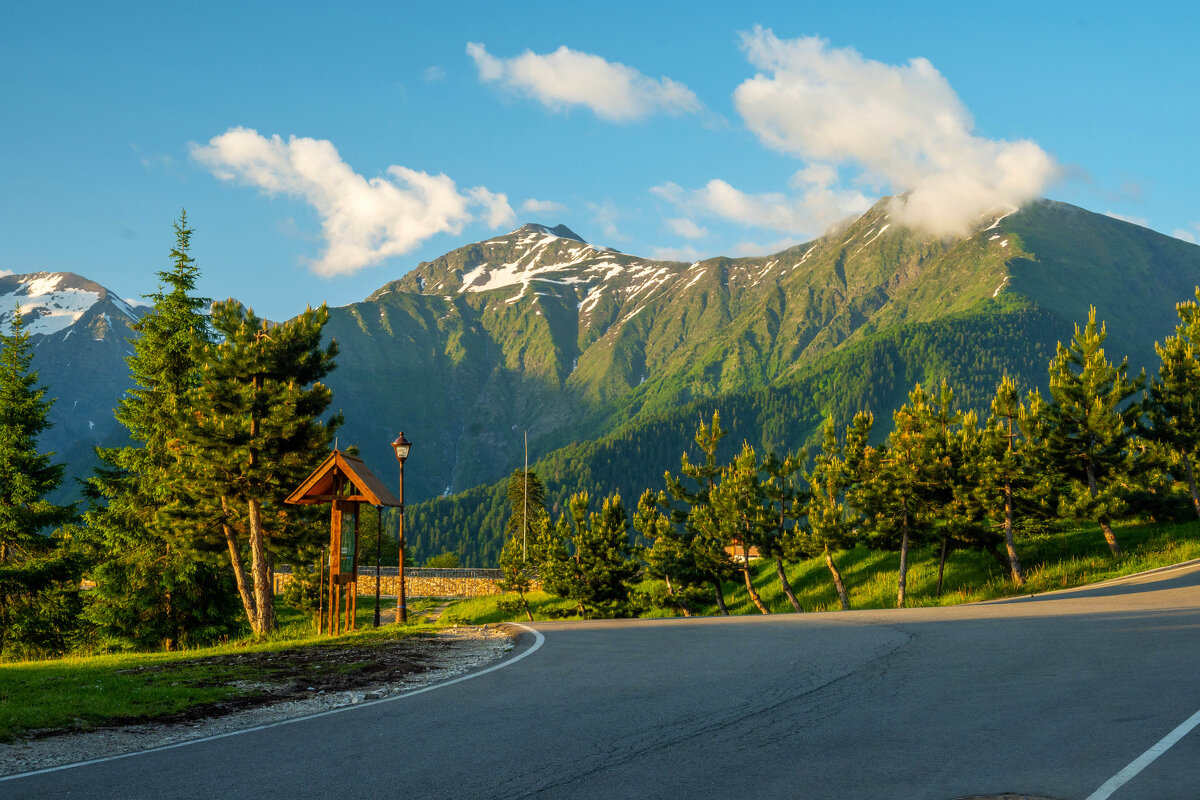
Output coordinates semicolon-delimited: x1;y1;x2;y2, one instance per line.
2;1;1198;321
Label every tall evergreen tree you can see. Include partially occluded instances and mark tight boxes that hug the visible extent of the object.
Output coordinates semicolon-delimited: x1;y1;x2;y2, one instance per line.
637;489;709;616
759;450;807;613
504;468;547;560
185;300;339;636
1043;308;1144;556
1144;290;1200;518
82;213;240;650
801;416;863;611
662;411;737;614
696;443;771;614
540;492;641;618
852;384;948;607
0;308;78;657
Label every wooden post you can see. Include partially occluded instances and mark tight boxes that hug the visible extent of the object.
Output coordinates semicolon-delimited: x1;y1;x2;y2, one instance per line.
351;504;360;631
331;493;343;635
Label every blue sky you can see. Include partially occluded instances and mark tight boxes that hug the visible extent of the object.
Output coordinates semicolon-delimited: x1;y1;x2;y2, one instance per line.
2;1;1198;320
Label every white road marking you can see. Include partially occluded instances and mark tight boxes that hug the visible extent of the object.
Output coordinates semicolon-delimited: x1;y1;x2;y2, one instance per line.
0;623;545;783
1085;705;1200;800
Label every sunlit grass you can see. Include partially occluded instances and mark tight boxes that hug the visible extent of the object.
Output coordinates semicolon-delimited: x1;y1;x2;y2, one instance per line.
0;597;445;742
443;518;1200;623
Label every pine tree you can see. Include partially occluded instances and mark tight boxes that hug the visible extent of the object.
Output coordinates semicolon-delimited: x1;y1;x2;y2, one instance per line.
1144;290;1200;518
637;489;709;616
696;443;771;614
662;411;737;614
1043;308;1144;556
0;308;78;657
82;213;241;650
759;449;807;613
801;417;862;611
185;300;339;636
504;468;547;560
968;377;1047;584
540;492;641;618
853;384;949;607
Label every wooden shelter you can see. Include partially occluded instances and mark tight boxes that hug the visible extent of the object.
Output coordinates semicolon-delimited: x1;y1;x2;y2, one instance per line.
286;450;400;635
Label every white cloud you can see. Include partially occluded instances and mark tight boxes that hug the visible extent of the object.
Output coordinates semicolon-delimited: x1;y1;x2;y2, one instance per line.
1173;222;1200;243
422;65;446;83
1104;211;1149;227
729;237;807;258
650;245;705;262
665;217;708;240
190;127;514;276
588;200;626;240
653;172;871;236
732;28;1058;237
0;269;13;278
467;42;701;122
522;198;567;215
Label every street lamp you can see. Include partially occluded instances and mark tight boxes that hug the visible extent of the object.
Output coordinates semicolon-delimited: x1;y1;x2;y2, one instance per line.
392;432;412;624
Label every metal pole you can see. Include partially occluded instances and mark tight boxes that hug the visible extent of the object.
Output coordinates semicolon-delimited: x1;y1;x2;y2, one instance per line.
373;505;382;627
523;430;528;561
397;462;408;624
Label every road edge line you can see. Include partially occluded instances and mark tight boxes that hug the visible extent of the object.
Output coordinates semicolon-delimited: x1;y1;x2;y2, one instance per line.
1085;705;1200;800
0;623;545;784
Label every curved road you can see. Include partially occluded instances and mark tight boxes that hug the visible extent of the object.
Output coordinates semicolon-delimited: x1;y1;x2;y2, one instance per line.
6;562;1200;799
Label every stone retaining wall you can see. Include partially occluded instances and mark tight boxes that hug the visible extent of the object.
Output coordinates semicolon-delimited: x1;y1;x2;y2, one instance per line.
273;567;525;598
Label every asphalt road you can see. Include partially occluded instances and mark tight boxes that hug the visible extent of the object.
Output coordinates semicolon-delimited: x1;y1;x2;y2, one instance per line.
6;562;1200;800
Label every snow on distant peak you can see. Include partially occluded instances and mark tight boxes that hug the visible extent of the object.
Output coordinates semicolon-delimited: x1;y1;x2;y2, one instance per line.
0;271;103;335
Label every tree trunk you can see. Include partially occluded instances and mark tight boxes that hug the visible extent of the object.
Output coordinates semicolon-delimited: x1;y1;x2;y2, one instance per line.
713;579;729;615
897;507;910;609
1183;453;1200;520
220;497;258;628
936;535;949;597
1099;518;1122;556
824;545;850;611
1003;482;1025;585
247;497;276;635
742;544;770;614
775;557;802;612
519;592;534;623
1086;462;1122;556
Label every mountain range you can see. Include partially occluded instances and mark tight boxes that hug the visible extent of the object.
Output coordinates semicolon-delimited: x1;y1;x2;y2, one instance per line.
8;198;1200;560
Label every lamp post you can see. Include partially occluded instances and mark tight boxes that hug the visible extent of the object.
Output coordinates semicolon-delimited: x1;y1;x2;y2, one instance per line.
392;432;412;624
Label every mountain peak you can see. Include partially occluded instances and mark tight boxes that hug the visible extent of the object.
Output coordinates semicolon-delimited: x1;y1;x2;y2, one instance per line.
0;270;135;336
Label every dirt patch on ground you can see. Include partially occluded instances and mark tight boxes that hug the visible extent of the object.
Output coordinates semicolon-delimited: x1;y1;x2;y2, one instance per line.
0;625;514;778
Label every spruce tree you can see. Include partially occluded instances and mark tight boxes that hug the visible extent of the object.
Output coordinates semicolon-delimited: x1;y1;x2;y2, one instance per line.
82;212;241;650
1043;308;1144;556
185;300;339;636
0;308;78;657
504;468;547;560
542;492;641;618
1144;290;1200;518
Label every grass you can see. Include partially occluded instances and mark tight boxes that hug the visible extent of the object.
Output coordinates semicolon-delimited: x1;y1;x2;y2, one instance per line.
0;597;445;742
443;518;1200;623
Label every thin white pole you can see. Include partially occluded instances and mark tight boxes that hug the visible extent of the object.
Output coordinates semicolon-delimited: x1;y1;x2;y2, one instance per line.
523;430;528;561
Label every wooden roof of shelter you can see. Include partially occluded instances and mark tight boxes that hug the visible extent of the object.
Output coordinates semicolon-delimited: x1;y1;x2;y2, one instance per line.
285;450;401;507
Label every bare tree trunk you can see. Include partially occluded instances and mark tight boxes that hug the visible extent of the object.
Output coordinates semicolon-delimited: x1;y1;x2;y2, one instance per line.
247;498;275;635
936;535;949;597
1087;461;1122;556
221;496;257;627
1099;519;1122;557
1003;483;1025;585
1184;453;1200;520
713;579;729;615
824;545;850;610
897;506;910;608
742;544;770;614
775;557;802;612
519;592;534;623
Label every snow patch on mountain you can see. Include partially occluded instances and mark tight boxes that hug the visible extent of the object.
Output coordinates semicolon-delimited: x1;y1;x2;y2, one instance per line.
0;273;103;336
